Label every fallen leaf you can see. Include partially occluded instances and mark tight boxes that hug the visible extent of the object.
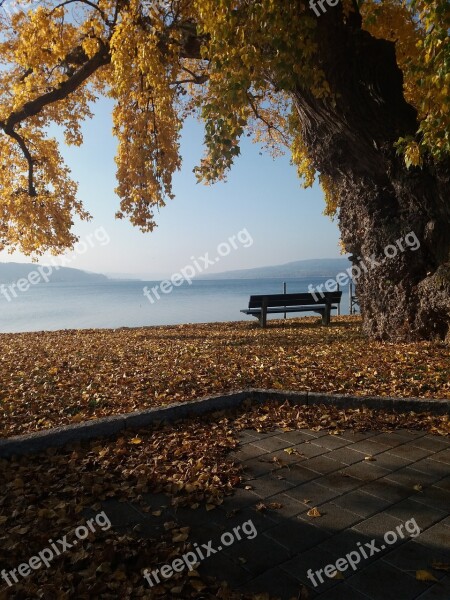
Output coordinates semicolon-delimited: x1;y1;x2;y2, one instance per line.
416;570;438;582
284;447;296;455
266;502;283;510
170;586;183;593
190;580;206;592
306;507;322;518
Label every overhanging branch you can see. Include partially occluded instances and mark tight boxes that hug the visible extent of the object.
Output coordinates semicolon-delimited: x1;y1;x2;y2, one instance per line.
1;42;110;131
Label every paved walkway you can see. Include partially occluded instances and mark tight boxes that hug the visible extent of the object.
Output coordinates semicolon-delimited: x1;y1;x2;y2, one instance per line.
99;427;450;599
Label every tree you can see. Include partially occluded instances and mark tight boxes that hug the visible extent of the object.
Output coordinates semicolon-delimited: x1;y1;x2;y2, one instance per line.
0;0;449;341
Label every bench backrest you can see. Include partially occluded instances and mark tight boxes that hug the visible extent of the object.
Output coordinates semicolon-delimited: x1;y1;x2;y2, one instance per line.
248;292;342;309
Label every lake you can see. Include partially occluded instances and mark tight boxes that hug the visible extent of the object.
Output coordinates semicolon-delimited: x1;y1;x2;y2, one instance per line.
0;277;355;333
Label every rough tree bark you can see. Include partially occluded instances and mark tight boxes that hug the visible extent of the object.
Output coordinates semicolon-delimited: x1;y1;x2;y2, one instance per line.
290;6;450;342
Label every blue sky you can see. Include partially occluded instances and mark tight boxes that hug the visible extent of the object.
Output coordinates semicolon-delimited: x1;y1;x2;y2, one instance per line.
1;97;341;279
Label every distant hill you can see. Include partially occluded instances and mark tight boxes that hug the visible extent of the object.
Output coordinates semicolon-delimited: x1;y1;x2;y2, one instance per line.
0;262;108;284
204;257;351;279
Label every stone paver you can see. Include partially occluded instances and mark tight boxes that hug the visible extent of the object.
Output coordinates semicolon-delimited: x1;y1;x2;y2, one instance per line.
94;427;449;599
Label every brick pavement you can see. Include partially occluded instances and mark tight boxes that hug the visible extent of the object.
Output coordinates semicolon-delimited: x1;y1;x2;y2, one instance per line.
95;427;450;599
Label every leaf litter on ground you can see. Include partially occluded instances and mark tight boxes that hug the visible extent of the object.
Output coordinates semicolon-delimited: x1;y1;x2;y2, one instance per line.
0;398;448;598
1;316;449;438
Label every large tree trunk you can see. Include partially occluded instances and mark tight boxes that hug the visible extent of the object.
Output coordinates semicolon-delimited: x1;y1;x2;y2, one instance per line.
290;6;450;342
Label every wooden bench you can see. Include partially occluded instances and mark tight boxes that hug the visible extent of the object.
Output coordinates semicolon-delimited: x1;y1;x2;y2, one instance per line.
241;292;342;328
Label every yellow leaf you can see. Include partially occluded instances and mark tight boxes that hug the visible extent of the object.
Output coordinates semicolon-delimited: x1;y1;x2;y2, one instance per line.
416;570;438;582
130;437;142;444
306;507;322;518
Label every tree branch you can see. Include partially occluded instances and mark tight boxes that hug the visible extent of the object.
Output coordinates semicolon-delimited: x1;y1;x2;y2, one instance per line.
1;41;110;131
246;91;289;145
3;127;37;196
50;0;107;22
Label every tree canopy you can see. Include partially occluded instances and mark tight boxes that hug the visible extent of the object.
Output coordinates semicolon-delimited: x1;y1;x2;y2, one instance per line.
0;0;449;254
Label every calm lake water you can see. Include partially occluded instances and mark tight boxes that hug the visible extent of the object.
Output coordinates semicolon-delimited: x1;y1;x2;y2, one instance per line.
0;277;354;333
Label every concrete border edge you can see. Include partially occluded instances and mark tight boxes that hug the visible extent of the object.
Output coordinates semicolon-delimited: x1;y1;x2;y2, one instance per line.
0;389;447;458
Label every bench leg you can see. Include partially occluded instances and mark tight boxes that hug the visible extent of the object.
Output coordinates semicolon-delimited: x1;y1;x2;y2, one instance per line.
322;304;331;326
253;313;266;327
261;298;268;328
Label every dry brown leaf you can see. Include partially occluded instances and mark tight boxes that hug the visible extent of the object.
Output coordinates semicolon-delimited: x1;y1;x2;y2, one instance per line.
266;502;283;510
332;571;345;580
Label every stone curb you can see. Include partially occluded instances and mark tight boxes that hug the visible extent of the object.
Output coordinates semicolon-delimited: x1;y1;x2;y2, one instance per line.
0;389;448;458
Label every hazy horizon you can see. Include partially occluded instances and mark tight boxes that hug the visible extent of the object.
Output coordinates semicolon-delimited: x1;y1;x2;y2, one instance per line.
0;256;349;282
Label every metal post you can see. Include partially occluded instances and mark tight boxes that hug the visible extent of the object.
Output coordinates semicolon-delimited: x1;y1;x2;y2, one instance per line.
349;282;353;315
283;281;287;319
336;283;341;316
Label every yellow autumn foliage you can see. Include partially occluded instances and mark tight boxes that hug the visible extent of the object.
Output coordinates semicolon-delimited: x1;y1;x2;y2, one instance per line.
0;0;448;253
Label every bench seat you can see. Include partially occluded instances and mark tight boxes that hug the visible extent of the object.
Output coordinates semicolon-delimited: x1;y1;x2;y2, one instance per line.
241;292;342;327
